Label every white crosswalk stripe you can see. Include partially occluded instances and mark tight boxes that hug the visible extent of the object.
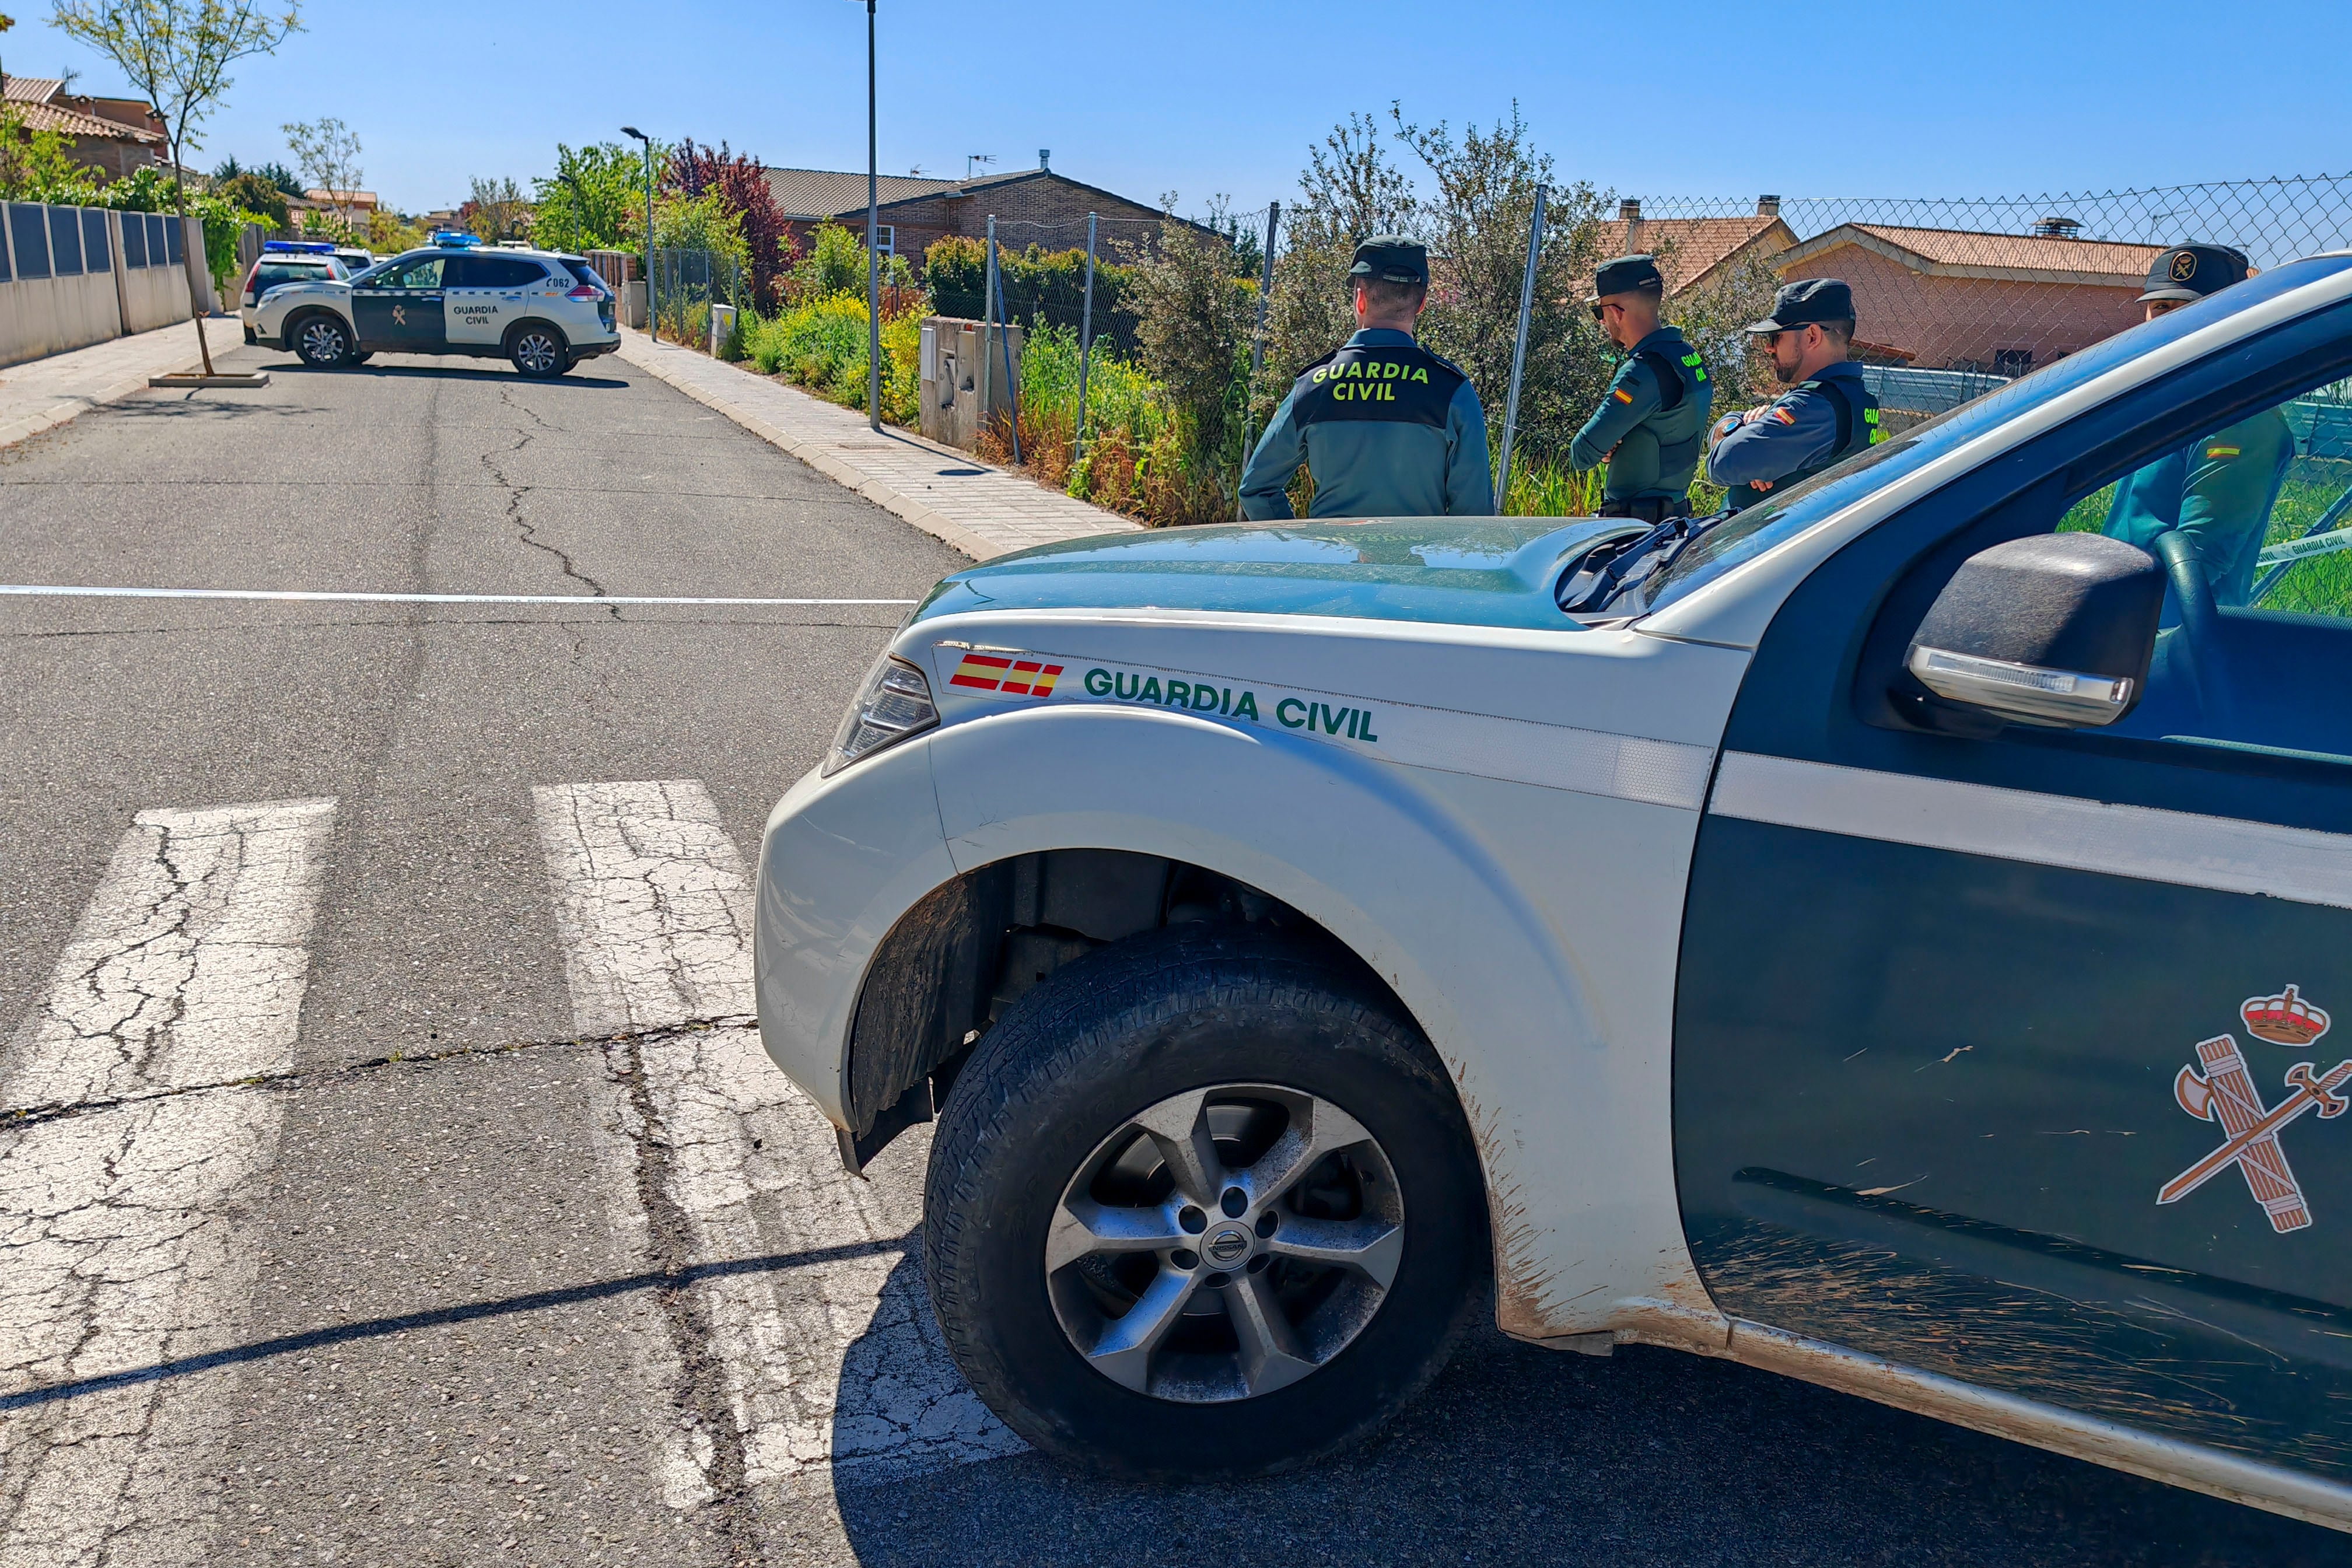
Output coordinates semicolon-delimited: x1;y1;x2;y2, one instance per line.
0;799;337;1567
531;780;1021;1490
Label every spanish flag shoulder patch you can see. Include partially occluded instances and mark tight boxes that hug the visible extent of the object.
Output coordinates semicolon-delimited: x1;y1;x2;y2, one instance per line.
2206;444;2242;459
1612;387;1635;404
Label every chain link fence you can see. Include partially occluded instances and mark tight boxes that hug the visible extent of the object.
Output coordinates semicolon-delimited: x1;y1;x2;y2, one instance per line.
650;246;750;348
1618;176;2352;429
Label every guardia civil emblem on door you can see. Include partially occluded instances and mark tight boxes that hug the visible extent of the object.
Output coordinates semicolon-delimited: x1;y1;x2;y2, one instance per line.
2158;986;2351;1233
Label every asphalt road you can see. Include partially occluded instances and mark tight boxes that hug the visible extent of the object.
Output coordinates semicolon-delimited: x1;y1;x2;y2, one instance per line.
0;338;2339;1567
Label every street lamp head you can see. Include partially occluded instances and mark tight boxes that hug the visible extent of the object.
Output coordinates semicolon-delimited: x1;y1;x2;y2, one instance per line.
621;126;646;142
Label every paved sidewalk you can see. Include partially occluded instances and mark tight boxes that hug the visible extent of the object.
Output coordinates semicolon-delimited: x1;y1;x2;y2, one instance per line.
616;329;1140;561
0;318;226;452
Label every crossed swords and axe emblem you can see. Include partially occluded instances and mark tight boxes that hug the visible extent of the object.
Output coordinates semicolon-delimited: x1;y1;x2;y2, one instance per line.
2159;986;2350;1234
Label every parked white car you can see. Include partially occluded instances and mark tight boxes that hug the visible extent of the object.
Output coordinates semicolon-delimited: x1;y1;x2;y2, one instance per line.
248;234;617;378
757;252;2352;1528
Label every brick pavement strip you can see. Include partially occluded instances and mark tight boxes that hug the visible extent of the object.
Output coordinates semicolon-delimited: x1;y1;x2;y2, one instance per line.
615;329;1140;561
0;319;219;452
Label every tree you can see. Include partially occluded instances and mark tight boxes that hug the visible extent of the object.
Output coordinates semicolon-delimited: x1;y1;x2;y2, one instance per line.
463;174;527;240
50;0;303;376
214;166;285;228
1133;201;1254;524
668;139;789;306
0;104;102;201
281;114;356;225
530;141;639;255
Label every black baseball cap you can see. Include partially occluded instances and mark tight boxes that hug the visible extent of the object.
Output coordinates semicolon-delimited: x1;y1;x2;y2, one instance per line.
1747;278;1856;332
1350;235;1428;286
2140;243;2251;304
1588;253;1664;302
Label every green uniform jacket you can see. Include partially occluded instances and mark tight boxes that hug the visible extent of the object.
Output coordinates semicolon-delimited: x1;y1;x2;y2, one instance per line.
1240;328;1494;520
2102;407;2294;606
1567;326;1713;502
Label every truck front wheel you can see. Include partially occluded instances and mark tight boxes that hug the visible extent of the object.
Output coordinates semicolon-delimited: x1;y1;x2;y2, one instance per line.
923;925;1486;1479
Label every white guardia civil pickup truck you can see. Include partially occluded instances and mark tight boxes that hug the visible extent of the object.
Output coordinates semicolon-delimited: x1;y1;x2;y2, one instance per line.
757;255;2352;1527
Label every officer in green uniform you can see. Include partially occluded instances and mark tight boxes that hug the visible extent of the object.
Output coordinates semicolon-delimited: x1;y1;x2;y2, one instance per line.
2101;244;2290;605
1567;254;1713;522
1240;236;1494;520
1704;278;1883;512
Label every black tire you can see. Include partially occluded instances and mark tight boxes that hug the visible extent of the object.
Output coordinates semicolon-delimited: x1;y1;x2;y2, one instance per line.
348;351;373;365
507;322;569;379
291;312;352;368
925;923;1486;1479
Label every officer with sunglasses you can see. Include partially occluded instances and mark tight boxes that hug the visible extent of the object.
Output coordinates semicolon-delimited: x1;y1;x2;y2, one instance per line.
1704;278;1883;512
1567;254;1713;523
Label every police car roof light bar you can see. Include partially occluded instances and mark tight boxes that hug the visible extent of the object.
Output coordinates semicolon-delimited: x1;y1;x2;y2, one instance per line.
261;240;336;254
430;231;481;248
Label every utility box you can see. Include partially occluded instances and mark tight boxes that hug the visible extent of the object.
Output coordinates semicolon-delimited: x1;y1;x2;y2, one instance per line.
620;281;647;329
920;316;1021;451
710;303;737;356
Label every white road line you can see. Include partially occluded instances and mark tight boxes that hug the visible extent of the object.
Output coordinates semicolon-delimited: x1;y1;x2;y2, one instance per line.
0;799;336;1566
533;782;1018;1494
0;584;916;606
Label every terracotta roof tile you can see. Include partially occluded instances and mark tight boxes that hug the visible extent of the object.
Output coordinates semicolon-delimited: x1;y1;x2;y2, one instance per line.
1590;214;1795;291
8;98;164;144
1821;223;2164;281
3;76;67;103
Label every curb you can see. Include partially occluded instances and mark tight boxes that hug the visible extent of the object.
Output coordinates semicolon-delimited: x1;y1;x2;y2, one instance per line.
614;334;1129;563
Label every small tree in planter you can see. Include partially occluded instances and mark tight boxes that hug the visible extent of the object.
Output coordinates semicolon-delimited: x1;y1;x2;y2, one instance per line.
52;0;304;378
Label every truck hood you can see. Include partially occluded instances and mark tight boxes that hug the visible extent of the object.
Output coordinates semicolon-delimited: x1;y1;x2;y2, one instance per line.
912;517;1634;633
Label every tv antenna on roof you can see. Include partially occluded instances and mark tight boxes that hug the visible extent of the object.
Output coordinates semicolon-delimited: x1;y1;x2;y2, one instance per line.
966;153;995;180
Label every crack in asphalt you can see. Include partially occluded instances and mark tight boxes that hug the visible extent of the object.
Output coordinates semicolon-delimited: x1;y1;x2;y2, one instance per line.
608;1032;765;1566
0;1017;756;1131
478;409;620;619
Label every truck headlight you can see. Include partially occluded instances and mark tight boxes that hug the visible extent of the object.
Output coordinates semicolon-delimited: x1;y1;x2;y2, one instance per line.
822;653;939;776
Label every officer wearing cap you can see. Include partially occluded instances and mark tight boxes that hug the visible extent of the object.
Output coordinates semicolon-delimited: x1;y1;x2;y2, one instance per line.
1567;255;1713;523
1704;278;1884;511
2102;244;2289;604
1240;235;1494;520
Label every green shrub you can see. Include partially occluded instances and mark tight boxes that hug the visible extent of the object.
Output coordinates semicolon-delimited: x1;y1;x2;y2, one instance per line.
797;222;867;299
744;292;923;425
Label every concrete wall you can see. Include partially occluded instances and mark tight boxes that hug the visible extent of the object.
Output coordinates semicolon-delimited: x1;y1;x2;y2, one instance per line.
1;206;211;366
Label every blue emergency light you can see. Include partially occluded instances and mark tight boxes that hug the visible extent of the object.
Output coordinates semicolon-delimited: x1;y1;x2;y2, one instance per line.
431;231;481;248
261;240;337;254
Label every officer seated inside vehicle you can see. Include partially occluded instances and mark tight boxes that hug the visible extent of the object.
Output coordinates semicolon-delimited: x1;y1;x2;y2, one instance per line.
2098;246;2294;608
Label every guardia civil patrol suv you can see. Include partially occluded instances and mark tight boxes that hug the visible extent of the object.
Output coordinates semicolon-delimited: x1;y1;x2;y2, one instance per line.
248;233;617;377
758;253;2352;1530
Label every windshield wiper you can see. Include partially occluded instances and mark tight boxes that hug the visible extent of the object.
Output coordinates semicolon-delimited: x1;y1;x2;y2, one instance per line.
1557;513;1723;614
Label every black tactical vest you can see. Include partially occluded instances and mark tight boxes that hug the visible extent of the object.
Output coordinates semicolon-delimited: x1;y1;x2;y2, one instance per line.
1785;372;1884;487
1290;340;1466;431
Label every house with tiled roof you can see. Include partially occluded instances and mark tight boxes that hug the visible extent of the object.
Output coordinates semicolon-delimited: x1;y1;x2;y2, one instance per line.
763;156;1208;267
2;76;166;181
1774;218;2166;374
1592;197;1799;295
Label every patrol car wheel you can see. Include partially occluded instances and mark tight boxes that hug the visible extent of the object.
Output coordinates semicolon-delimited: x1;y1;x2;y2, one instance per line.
507;324;569;379
924;924;1486;1479
292;313;352;369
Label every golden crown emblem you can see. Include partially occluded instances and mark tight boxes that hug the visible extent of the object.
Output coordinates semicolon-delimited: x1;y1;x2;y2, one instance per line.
2242;985;2330;1048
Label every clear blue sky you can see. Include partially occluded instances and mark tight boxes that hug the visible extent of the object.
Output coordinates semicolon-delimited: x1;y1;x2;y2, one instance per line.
9;0;2348;217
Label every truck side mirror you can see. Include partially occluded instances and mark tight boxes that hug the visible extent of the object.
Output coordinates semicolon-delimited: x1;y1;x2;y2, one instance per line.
1903;533;2164;728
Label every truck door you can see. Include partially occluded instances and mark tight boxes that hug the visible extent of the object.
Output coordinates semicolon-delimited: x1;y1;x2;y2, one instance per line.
444;253;541;347
350;254;447;351
1672;302;2352;1482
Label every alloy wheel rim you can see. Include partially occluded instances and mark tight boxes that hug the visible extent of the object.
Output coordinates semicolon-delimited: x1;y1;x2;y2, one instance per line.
1044;1082;1404;1404
299;321;343;362
516;333;559;372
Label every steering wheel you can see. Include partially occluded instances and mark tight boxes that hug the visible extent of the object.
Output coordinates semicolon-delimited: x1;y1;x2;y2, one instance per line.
2150;530;2234;728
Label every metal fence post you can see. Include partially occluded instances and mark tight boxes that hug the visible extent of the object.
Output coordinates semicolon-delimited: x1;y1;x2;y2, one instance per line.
981;216;996;428
1075;212;1098;466
1237;199;1282;519
1496;183;1547;511
986;216;1023;465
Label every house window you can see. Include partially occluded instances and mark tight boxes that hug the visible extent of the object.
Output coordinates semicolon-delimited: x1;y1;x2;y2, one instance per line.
1993;348;2034;379
873;224;895;256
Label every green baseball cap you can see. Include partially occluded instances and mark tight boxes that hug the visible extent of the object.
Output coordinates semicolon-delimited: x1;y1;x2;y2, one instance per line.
1350;235;1428;286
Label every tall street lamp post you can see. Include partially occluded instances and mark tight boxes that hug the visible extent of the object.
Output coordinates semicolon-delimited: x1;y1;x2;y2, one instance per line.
853;0;881;431
622;125;654;337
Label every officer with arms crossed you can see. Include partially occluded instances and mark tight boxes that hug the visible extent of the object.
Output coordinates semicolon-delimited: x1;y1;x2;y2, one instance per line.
1240;236;1494;520
1567;254;1713;523
1705;278;1882;511
2102;244;2290;606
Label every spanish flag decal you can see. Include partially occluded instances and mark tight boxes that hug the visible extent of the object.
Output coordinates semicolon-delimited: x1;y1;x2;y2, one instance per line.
950;652;1063;696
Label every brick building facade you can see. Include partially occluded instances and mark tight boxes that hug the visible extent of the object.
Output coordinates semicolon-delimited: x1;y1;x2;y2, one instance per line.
1775;223;2163;374
764;163;1200;268
2;77;166;181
